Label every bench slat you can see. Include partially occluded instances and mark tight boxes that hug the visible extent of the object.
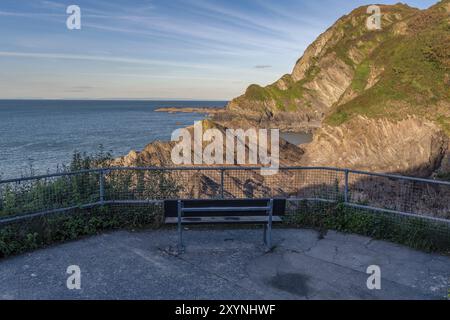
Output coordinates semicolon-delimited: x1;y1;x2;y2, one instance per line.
164;199;286;218
181;206;270;213
165;216;282;225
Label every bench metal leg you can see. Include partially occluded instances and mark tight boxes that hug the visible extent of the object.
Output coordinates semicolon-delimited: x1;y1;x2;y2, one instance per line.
264;199;274;250
267;225;272;249
263;224;267;245
177;200;185;253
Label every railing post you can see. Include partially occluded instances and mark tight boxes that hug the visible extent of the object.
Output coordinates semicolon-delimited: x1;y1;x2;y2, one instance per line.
344;169;349;203
220;169;224;199
267;199;274;249
99;169;105;205
177;200;184;252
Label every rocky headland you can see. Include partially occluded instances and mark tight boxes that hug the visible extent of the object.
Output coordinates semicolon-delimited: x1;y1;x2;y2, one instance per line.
121;1;450;180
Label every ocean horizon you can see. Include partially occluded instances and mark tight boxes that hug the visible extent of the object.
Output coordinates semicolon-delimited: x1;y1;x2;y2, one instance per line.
0;100;227;179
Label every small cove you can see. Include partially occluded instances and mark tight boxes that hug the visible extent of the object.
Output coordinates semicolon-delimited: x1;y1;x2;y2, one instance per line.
280;132;313;146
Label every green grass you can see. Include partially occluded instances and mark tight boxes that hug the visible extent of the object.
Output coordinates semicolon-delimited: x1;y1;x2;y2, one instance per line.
243;78;309;112
351;61;371;92
324;6;450;127
235;4;449;133
326;111;350;126
437;116;450;136
241;64;321;112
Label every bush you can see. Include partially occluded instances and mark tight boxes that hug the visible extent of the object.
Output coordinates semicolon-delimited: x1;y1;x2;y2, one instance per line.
285;200;450;254
0;204;163;258
1;149;449;257
0;148;175;258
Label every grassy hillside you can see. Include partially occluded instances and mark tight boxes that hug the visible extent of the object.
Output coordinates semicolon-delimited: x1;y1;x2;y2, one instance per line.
227;1;450;134
327;1;450;131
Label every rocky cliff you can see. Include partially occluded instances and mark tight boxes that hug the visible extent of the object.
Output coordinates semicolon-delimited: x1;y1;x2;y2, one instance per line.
300;116;449;176
213;0;450;177
114;120;305;198
120;1;449;178
114;119;303;168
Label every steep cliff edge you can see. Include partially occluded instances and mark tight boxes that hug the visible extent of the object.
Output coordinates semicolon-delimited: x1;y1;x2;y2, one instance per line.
214;3;421;131
118;2;449;178
213;1;450;176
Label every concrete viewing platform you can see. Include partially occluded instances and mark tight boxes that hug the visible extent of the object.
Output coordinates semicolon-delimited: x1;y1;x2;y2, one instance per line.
0;228;449;300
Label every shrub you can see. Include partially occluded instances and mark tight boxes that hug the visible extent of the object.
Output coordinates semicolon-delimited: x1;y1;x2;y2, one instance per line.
285;200;450;254
0;149;175;258
0;204;163;258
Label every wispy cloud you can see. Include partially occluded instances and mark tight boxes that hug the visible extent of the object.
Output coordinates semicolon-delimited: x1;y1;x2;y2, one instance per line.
0;10;61;18
0;51;248;72
40;0;66;9
65;85;95;93
2;0;392;99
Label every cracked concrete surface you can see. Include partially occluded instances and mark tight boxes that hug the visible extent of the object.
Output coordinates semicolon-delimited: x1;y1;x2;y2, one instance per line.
0;228;449;300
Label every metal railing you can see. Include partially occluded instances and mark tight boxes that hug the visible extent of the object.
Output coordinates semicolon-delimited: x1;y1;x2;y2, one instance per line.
0;166;450;225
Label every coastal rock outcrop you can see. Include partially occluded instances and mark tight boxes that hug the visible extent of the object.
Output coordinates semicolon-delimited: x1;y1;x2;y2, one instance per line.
129;2;450;179
114;119;304;168
213;3;420;132
300;116;449;177
213;1;450;177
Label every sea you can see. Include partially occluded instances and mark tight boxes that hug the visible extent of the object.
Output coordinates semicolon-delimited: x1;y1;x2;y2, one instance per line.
0;100;226;179
0;100;312;179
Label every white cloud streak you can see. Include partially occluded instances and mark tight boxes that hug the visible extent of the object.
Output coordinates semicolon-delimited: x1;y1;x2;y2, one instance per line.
0;51;219;70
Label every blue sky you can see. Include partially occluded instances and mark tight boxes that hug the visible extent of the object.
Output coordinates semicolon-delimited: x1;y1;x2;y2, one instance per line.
0;0;438;100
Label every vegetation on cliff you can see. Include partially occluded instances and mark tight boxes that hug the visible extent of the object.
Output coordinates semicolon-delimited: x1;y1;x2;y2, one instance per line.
0;150;176;258
226;1;450;134
328;1;450;129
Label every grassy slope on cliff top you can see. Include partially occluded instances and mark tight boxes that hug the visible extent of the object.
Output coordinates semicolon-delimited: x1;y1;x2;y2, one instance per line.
232;1;450;133
327;1;450;131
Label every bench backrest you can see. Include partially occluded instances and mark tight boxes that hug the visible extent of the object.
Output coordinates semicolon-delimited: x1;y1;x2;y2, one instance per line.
164;199;286;218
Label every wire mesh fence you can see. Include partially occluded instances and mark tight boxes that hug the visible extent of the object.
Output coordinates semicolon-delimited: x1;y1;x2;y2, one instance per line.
0;170;101;221
1;166;449;255
0;166;449;224
347;170;450;221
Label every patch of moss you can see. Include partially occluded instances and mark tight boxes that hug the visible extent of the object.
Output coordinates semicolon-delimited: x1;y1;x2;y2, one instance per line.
436;171;450;182
242;75;313;112
244;84;270;101
437;116;450;136
326;110;350;126
351;61;371;92
330;41;356;68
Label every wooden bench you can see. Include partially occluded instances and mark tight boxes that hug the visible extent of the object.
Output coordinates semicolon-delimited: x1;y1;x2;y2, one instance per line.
164;199;286;252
